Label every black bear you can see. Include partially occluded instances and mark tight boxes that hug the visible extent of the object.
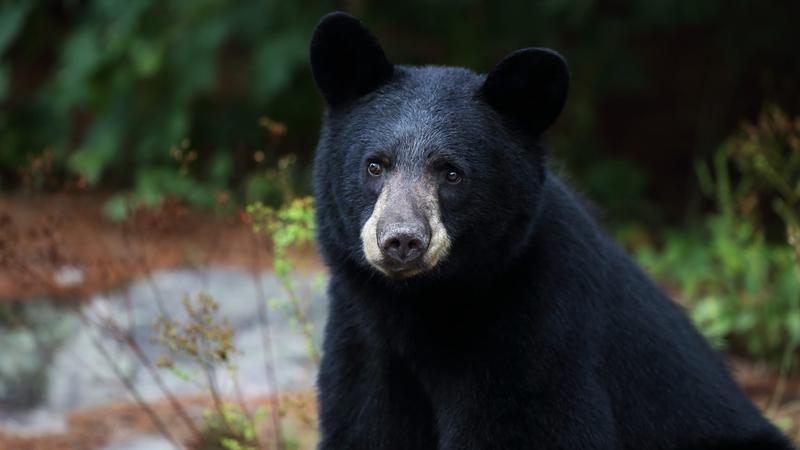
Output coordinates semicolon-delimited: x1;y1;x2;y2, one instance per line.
309;12;794;450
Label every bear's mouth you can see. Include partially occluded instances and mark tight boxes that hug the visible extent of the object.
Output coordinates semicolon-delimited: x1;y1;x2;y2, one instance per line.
379;262;428;279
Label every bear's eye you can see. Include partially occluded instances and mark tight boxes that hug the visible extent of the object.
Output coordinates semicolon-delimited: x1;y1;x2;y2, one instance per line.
367;161;384;177
445;168;463;184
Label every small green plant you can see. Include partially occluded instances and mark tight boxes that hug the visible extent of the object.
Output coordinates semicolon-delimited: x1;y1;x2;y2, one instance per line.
247;197;318;364
153;292;267;450
191;403;268;450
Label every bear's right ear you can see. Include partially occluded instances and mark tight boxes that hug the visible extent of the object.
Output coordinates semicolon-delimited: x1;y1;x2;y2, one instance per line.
310;12;394;107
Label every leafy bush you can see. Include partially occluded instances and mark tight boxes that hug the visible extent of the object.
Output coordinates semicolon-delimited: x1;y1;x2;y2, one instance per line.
726;106;800;265
100;119;301;221
636;107;800;367
638;216;799;359
153;292;281;450
1;0;323;205
3;1;799;227
191;403;264;450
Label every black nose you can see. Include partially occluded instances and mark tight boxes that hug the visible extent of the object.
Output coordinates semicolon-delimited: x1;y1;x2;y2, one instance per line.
379;224;430;265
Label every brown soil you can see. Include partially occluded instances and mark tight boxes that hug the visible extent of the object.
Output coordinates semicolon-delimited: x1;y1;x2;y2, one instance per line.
0;193;321;302
0;392;318;450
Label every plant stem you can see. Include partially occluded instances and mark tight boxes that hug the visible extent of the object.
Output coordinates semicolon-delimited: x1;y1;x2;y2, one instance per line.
251;231;285;450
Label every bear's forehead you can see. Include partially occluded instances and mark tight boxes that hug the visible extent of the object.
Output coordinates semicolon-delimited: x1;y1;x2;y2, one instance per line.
376;66;482;111
356;66;492;163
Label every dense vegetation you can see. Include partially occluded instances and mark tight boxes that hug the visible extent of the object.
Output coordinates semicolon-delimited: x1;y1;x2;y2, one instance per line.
3;1;798;217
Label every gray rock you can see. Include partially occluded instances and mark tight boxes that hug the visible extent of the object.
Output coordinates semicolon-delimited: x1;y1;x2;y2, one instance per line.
0;267;328;440
100;435;177;450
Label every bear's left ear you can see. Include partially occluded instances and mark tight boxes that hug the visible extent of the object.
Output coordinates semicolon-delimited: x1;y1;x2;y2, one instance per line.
481;48;569;136
310;12;394;107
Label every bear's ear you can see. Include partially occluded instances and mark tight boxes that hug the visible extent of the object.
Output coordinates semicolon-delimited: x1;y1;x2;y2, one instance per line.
481;48;569;136
310;12;394;107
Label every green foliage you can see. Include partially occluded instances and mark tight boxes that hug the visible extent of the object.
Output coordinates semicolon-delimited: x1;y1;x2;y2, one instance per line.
637;108;800;366
726;106;800;266
638;215;800;357
99;121;297;221
193;403;266;450
1;0;324;204
247;197;315;276
247;197;319;363
0;2;31;57
3;0;798;227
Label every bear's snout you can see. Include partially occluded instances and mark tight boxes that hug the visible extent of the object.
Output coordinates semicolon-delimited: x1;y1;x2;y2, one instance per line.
359;174;451;278
378;222;430;266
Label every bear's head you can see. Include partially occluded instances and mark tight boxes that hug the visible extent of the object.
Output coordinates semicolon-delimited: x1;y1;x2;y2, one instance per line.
311;12;568;283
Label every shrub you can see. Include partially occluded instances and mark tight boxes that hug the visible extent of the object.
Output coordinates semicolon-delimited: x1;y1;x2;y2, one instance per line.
636;107;800;368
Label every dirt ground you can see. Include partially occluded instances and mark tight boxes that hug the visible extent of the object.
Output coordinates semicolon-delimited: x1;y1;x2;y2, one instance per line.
0;392;318;450
0;193;321;302
1;193;798;448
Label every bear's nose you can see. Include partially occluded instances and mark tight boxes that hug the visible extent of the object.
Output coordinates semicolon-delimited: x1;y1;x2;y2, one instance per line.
378;224;430;265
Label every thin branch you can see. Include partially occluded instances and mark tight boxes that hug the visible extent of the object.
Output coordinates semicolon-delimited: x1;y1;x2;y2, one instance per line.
251;231;285;450
82;314;183;450
86;311;202;438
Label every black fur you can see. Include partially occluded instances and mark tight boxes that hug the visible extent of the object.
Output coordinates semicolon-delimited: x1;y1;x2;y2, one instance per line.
310;12;794;450
310;12;394;106
482;48;569;136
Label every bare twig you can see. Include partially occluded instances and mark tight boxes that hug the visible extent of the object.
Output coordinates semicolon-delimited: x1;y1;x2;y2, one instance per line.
251;230;285;450
81;314;183;450
87;311;202;438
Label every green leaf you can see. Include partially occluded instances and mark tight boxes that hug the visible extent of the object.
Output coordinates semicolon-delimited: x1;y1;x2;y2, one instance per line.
252;29;307;100
102;195;131;222
68;118;122;184
0;65;7;101
130;39;163;78
0;2;32;57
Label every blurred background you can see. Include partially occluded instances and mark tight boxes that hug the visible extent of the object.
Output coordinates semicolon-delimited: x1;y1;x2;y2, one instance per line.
1;1;799;449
